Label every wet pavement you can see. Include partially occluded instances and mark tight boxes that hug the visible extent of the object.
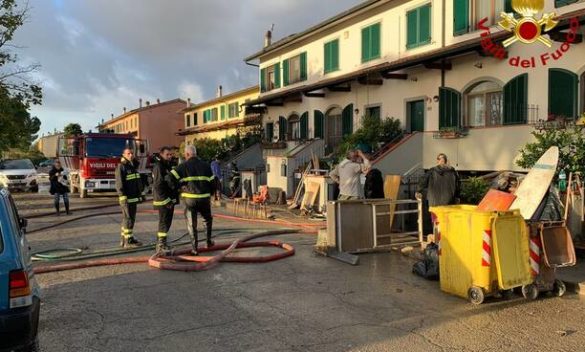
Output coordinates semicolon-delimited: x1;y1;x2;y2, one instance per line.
12;193;585;351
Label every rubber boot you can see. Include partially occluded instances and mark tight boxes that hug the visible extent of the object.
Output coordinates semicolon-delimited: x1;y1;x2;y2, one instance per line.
156;237;170;254
54;201;60;216
190;231;199;256
64;198;71;215
122;236;143;248
206;223;214;248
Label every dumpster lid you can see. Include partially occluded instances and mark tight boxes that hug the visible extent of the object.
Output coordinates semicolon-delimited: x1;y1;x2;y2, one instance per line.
492;214;533;290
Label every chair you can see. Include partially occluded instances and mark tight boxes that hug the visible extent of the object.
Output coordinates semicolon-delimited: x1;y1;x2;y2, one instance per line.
247;186;270;218
233;196;249;217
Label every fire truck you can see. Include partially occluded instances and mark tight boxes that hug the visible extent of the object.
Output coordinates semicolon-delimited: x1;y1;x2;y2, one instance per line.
57;133;150;198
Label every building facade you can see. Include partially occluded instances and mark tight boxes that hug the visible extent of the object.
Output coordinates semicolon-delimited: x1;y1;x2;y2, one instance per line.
244;0;585;173
99;98;186;151
179;85;260;144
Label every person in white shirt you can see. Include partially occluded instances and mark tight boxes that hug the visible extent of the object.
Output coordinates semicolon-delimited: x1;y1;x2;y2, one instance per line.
330;149;371;200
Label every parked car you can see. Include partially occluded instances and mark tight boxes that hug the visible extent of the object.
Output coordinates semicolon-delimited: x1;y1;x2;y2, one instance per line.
36;160;53;168
0;160;38;193
0;187;40;351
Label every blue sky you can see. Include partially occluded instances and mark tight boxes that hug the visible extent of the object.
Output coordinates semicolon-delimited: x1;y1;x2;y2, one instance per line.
12;0;359;137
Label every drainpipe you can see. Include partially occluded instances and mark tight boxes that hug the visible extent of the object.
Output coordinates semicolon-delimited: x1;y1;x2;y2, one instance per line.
441;0;446;88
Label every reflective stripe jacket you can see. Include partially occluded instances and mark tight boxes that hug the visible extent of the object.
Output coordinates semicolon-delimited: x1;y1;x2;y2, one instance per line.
170;157;215;199
115;158;144;203
152;159;178;208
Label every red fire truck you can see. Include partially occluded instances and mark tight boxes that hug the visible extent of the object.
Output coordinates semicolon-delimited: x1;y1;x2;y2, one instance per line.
57;133;150;198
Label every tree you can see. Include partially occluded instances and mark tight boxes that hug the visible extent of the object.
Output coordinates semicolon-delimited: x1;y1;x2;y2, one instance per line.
63;123;83;137
517;126;585;176
0;0;42;106
0;87;41;152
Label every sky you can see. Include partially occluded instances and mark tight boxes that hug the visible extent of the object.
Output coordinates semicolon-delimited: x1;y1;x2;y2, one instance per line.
11;0;360;137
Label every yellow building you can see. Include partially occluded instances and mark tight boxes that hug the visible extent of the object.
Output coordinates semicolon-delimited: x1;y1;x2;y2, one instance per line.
179;85;260;144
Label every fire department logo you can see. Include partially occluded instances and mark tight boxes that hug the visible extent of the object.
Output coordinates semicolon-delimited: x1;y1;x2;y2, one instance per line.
498;0;558;47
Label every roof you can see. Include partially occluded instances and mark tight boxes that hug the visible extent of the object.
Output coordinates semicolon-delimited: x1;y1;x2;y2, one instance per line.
245;8;585;106
244;0;386;62
101;98;186;127
180;85;260;113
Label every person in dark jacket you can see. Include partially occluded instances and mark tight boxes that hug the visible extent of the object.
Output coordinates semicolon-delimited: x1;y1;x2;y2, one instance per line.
170;145;215;255
152;146;179;253
49;159;70;215
115;148;144;248
416;153;460;207
364;168;385;199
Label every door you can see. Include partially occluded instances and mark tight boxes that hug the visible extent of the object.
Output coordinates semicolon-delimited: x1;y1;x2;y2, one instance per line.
408;100;425;132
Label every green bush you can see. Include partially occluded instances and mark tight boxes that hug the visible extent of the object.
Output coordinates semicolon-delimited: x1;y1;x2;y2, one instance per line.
460;177;489;205
334;116;402;162
517;126;585;176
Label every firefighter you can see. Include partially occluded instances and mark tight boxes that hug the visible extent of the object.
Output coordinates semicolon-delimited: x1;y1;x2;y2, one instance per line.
115;147;144;248
170;145;215;255
152;146;178;253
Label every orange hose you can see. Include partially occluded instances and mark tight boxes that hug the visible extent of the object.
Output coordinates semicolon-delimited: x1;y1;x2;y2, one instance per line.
33;230;297;274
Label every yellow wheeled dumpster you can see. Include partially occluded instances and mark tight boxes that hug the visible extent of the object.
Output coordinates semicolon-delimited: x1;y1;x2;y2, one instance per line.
430;205;535;304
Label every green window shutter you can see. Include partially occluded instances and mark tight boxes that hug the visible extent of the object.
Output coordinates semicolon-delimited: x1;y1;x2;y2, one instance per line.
419;4;431;45
314;110;324;139
362;26;371;62
549;69;578;119
406;9;418;48
331;40;339;71
300;112;309;140
439;87;461;129
220;105;226;120
555;0;579;7
324;42;331;73
274;63;281;88
503;74;528;125
342;104;354;136
505;0;513;12
283;59;290;86
266;123;274;141
278;116;287;140
453;0;469;35
300;52;307;81
370;23;381;59
260;68;266;93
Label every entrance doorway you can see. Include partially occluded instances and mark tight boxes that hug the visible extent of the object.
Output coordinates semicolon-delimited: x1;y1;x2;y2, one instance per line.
408;100;425;132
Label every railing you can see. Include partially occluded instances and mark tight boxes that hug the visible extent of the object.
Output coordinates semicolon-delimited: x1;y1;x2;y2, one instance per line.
369;132;405;162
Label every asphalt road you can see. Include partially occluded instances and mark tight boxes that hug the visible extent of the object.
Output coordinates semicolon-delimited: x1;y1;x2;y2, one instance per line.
13;194;585;352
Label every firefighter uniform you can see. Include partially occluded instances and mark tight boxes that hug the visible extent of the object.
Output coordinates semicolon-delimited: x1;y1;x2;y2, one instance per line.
170;156;215;254
152;156;178;252
115;157;144;247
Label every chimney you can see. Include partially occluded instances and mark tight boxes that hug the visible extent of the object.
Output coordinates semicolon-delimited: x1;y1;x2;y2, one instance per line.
187;98;191;107
146;101;150;107
123;107;127;113
156;98;160;104
111;113;114;119
217;85;223;98
264;30;272;48
139;98;143;108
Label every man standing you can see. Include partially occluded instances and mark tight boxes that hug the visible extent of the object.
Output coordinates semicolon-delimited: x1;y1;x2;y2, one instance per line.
210;155;222;201
416;153;460;207
170;145;215;255
152;146;178;253
115;148;144;248
330;149;371;200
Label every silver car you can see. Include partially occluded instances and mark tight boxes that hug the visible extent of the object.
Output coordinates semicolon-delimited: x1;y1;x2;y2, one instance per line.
0;159;38;192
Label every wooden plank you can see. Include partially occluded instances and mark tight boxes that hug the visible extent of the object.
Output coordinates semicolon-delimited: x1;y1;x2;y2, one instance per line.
301;181;320;213
383;175;402;231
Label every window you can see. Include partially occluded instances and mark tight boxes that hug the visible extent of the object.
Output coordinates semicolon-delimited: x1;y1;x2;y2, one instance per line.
194;112;198;125
439;87;462;128
221;105;226;120
465;81;503;127
288;115;300;141
283;53;307;86
228;102;239;118
361;23;381;62
407;3;431;49
454;0;512;35
365;106;381;121
324;39;340;74
203;109;218;123
261;63;281;92
325;107;343;152
186;114;191;127
549;69;578;119
265;122;274;141
211;108;218;122
555;0;578;8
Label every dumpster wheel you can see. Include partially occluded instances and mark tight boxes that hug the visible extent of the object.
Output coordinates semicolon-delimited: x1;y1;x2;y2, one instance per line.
552;280;566;297
522;284;539;300
468;287;485;305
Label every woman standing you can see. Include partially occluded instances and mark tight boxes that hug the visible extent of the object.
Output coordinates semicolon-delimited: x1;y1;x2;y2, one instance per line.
49;159;70;215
